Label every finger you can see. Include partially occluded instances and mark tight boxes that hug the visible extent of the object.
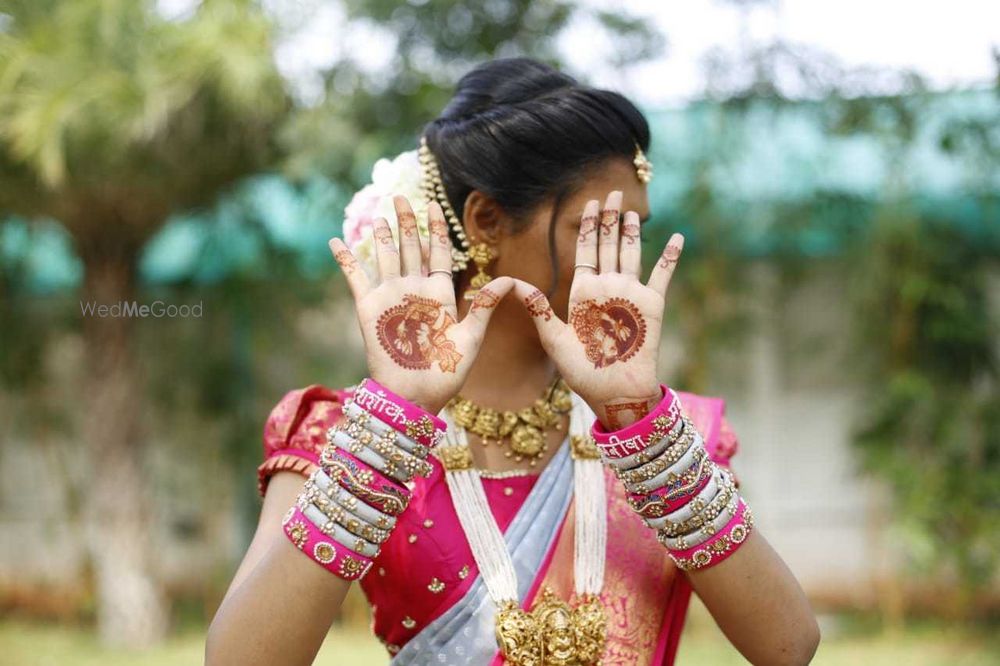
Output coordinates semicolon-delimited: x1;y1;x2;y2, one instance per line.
427;202;453;283
328;238;370;299
574;199;599;276
619;211;642;277
393;195;422;277
459;276;514;341
511;278;565;347
372;216;400;280
647;233;685;298
598;190;622;274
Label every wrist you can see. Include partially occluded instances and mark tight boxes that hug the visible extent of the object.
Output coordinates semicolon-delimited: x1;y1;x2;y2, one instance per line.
589;384;663;431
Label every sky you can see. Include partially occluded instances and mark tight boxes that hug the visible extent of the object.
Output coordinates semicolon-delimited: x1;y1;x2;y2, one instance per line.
158;0;999;108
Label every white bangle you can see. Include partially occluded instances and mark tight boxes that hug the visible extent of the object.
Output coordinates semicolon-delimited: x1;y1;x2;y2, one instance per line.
302;503;380;558
625;433;706;495
644;465;725;530
658;490;740;551
311;468;396;530
602;414;685;472
342;401;429;458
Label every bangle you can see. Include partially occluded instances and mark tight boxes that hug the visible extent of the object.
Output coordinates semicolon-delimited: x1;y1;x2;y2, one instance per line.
591;386;682;459
302;480;392;544
301;503;381;558
601;415;685;472
667;500;754;571
617;420;698;487
659;490;741;551
627;457;715;519
657;471;737;538
329;427;431;483
351;378;446;448
626;443;707;495
321;448;411;516
644;465;726;530
282;506;374;580
342;402;429;459
311;468;396;530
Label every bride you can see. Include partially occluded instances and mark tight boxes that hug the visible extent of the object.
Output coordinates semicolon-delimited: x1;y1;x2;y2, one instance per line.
206;57;819;665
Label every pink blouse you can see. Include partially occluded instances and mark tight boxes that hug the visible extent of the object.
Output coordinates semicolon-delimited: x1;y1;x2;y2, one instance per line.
258;384;739;660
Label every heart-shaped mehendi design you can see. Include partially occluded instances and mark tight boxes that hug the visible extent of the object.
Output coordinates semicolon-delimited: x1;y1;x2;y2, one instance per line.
376;295;462;372
569;298;647;368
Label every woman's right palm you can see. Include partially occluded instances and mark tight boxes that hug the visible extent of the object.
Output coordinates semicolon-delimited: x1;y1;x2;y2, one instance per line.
329;196;511;414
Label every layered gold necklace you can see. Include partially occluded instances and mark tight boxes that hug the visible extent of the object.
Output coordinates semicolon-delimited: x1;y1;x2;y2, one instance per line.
447;378;573;466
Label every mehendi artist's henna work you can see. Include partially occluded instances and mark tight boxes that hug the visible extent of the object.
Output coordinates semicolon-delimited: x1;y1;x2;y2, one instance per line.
376;294;463;372
604;400;652;430
430;217;449;245
335;250;358;274
578;214;598;243
470;286;501;312
397;211;417;238
599;208;620;236
524;289;553;321
658;243;681;270
374;225;395;247
569;298;647;368
622;218;640;245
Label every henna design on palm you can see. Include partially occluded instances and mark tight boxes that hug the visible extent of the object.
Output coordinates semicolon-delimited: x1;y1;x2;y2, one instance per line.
376;294;463;373
622;218;640;245
397;211;417;237
578;214;598;243
604;401;652;429
658;243;680;270
569;298;646;369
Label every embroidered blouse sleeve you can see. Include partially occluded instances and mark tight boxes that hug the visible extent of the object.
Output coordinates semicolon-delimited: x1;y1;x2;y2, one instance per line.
257;384;350;496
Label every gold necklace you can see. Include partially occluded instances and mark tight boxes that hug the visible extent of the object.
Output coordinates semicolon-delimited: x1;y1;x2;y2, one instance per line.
447;378;573;466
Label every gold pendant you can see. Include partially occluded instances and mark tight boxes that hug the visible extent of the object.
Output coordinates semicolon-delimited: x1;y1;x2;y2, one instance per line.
494;587;607;665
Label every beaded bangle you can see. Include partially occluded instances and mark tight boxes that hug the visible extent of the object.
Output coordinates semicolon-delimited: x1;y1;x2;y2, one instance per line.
311;468;396;530
626;443;707;495
627;456;715;519
321;448;411;516
667;500;754;572
342;402;429;459
659;490;741;551
302;481;392;544
282;505;374;580
657;472;738;538
617;421;699;487
329;428;431;483
302;503;380;558
591;386;682;459
601;414;685;472
351;378;446;449
644;465;726;530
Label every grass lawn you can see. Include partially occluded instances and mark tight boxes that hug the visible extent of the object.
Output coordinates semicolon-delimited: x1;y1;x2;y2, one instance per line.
1;602;997;665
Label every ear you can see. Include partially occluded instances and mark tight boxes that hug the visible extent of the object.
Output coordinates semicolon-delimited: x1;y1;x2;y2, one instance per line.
462;190;505;244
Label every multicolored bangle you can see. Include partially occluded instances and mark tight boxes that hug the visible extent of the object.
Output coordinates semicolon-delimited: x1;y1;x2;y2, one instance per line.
602;414;685;472
619;428;703;494
644;465;727;530
282;505;374;580
351;378;446;449
666;499;754;571
310;468;396;530
321;447;411;516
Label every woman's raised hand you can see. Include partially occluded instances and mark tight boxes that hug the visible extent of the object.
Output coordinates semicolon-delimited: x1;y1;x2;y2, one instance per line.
513;190;684;429
330;195;513;414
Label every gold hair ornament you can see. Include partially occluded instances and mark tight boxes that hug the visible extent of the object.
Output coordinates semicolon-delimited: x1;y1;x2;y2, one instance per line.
419;136;471;271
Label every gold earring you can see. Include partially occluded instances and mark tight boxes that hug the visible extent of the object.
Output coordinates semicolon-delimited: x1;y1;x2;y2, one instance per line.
463;242;498;301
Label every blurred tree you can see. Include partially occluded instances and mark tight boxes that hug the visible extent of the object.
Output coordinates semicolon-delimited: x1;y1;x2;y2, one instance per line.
0;0;288;646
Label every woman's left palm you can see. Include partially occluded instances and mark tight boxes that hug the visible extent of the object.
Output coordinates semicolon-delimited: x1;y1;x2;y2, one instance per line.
513;190;683;422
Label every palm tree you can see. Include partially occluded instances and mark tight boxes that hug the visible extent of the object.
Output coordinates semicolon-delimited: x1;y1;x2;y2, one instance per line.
0;0;288;646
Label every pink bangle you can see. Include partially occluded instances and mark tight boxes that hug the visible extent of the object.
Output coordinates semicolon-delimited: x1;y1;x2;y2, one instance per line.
591;385;682;459
352;378;447;448
666;499;754;571
283;506;373;580
626;454;715;518
321;447;411;516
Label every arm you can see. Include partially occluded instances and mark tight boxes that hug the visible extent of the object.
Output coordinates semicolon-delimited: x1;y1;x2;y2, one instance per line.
205;473;352;666
205;196;512;666
514;189;819;666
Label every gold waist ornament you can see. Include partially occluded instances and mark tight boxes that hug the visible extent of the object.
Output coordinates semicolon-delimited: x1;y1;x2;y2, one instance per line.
495;587;607;666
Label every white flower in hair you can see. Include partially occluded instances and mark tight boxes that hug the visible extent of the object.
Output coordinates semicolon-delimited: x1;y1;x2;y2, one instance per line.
343;149;429;279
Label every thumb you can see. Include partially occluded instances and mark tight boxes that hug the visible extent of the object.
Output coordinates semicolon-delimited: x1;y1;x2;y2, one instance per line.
511;278;565;346
458;276;515;339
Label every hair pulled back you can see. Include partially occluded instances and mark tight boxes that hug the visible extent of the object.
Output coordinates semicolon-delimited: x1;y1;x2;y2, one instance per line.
423;58;650;252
